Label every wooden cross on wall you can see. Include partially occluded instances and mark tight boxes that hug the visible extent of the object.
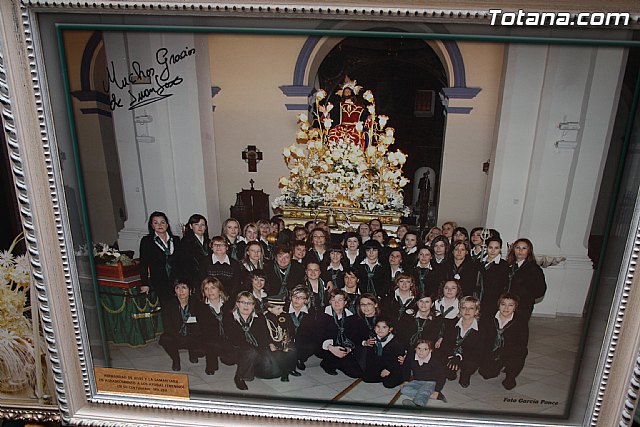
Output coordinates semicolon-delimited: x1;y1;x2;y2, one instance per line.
242;145;263;172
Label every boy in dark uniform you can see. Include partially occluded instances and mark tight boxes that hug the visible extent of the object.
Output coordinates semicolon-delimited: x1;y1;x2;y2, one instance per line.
264;296;301;382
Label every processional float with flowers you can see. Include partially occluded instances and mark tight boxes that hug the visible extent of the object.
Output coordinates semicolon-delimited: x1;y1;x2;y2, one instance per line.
274;78;410;229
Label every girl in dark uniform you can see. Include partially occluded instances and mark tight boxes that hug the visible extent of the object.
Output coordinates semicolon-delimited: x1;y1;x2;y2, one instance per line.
442;240;481;297
174;214;210;290
479;237;509;318
343;232;363;267
158;278;202;372
469;227;485;263
431;235;450;272
351;293;381;371
240;240;265;290
387;249;405;290
303;261;329;316
410;245;438;297
438;296;483;388
479;293;529;390
303;227;331;270
361;317;405;388
248;269;268;314
287;285;317;371
224;292;281;390
318;289;362;378
381;272;417;323
222;218;246;263
342;268;361;314
506;238;547;321
397;293;443;350
199;235;242;298
193;276;232;375
435;280;462;333
402;231;420;269
326;245;347;290
356;240;391;298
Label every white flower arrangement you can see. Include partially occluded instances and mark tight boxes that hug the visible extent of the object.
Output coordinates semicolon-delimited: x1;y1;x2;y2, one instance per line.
0;233;37;394
275;82;411;216
93;242;133;266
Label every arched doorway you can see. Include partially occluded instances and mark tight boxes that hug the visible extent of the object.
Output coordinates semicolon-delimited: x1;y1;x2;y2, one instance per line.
315;37;447;228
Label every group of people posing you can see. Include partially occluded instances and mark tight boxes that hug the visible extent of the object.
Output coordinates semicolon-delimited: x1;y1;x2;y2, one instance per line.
138;212;547;406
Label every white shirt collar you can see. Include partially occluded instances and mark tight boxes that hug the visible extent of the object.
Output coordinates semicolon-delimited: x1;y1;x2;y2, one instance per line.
196;234;204;245
288;303;308;314
415;352;432;365
213;254;231;265
416;261;432;269
206;298;223;311
394;288;414;303
252;289;267;299
376;333;394;349
361;258;380;268
405;247;417;254
329;264;344;271
517;259;525;267
495;311;514;328
486;256;501;265
154;233;174;253
324;305;353;317
456;317;479;331
233;309;258;322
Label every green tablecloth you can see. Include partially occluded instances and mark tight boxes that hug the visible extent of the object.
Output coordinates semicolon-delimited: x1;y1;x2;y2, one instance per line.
99;285;163;346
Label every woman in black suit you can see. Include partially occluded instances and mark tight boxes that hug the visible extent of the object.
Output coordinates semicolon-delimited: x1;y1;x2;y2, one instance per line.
174;214;210;289
506;238;547;321
139;211;180;305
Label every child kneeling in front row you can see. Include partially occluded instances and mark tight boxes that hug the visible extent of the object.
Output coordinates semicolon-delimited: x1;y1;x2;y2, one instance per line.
401;339;447;407
361;317;405;388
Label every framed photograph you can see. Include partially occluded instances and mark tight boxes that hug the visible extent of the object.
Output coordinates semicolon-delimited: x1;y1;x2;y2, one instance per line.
2;1;640;425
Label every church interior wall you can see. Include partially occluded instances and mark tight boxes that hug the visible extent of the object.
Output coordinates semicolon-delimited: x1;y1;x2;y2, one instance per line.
207;34;305;226
63;31;123;244
437;41;506;227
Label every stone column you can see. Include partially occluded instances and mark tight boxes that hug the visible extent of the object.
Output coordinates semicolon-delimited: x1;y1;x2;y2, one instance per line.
102;32;220;255
486;44;626;316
